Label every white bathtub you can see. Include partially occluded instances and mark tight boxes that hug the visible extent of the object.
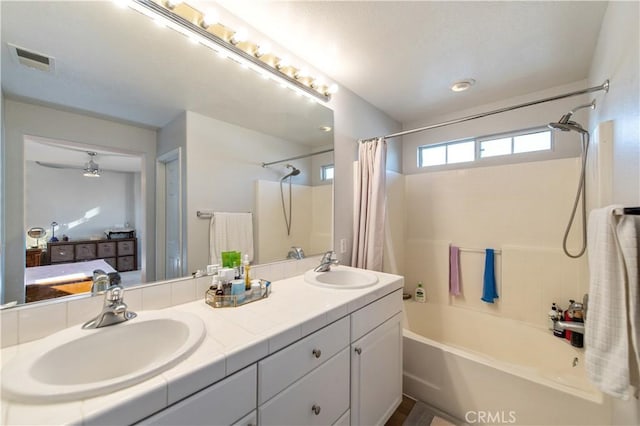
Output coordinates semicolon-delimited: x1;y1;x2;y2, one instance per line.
402;301;612;425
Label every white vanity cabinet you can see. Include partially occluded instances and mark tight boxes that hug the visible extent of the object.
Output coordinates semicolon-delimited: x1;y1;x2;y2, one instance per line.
137;365;257;426
350;289;403;426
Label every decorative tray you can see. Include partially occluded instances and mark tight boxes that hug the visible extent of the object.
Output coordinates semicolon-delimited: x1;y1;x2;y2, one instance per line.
205;279;271;308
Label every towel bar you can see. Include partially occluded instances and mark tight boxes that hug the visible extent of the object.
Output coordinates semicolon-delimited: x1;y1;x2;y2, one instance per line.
613;207;640;216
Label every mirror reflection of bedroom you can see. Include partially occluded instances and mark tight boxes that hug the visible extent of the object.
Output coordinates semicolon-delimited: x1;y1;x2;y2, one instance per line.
23;136;143;303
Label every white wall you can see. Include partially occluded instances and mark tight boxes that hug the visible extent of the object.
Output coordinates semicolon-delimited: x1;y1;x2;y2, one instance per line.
2;99;157;304
587;1;640;422
24;161;138;241
184;111;323;273
326;86;402;265
588;1;640;207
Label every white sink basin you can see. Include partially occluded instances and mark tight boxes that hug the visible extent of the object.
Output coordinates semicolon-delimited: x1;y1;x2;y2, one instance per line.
304;265;379;289
1;310;205;403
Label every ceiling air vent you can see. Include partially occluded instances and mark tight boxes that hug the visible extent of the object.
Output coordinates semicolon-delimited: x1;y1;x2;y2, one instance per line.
8;43;55;72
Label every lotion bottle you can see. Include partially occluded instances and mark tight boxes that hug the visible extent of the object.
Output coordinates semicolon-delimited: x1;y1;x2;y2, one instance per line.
415;282;426;303
243;254;251;290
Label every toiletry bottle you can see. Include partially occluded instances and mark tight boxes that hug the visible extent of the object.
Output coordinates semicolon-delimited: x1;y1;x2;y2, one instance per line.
415;282;426;303
214;282;224;308
553;307;566;338
564;300;574;342
569;300;584;348
548;303;558;331
243;254;251;290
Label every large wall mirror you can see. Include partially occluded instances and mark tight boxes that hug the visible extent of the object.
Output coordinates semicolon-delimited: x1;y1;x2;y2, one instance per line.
1;1;334;306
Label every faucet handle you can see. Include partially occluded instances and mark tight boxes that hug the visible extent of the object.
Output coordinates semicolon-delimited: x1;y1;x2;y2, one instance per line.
105;285;124;303
322;250;335;261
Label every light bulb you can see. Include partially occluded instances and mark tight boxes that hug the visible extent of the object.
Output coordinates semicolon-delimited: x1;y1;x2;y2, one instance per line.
201;10;218;28
328;84;339;94
277;56;290;69
256;42;271;57
231;28;248;44
295;67;309;79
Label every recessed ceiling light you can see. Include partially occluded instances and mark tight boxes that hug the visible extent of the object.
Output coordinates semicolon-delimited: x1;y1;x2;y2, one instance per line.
450;79;476;92
319;126;332;132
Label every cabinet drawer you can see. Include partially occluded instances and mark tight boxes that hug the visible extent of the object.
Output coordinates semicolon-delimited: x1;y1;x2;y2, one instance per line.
258;316;349;404
117;256;135;271
103;257;117;270
118;240;135;255
138;365;256;426
351;289;402;341
259;348;350;426
49;244;74;263
97;241;116;258
75;243;97;260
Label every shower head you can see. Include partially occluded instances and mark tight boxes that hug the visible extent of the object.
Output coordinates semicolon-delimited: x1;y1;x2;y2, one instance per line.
548;100;595;134
281;164;301;180
548;121;588;133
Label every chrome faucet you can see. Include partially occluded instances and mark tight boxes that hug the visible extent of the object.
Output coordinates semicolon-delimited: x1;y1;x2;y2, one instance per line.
91;269;110;294
314;251;339;272
287;246;305;260
82;285;137;329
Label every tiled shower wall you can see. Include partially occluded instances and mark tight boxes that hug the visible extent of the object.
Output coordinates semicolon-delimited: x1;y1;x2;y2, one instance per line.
399;158;589;329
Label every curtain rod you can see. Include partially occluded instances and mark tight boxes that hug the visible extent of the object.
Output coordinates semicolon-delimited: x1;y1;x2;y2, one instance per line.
363;80;609;142
261;148;334;167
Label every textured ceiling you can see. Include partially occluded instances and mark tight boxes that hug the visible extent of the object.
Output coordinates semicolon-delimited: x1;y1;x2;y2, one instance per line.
215;1;608;123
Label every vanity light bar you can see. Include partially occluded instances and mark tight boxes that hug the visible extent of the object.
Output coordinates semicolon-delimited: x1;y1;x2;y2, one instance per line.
126;0;335;102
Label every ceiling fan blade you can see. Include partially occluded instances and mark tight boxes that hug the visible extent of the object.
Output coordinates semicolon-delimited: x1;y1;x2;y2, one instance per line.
35;161;82;170
35;161;125;173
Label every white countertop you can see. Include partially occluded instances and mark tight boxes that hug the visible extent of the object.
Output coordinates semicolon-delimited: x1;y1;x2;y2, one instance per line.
1;267;403;425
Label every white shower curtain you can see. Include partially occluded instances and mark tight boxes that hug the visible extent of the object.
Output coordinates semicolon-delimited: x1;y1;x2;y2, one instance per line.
351;137;387;271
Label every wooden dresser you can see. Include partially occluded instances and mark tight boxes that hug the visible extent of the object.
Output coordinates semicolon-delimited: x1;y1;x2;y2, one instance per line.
47;238;137;272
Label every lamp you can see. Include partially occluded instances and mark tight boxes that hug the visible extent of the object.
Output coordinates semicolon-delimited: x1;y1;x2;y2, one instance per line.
83;152;101;177
126;0;338;102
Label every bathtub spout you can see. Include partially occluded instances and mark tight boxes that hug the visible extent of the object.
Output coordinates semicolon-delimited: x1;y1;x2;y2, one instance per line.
554;320;585;334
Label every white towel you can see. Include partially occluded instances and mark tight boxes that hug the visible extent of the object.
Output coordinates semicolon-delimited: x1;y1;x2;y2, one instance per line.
209;212;254;265
585;205;639;399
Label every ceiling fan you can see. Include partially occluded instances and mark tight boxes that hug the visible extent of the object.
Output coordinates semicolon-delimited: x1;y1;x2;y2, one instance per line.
36;151;104;177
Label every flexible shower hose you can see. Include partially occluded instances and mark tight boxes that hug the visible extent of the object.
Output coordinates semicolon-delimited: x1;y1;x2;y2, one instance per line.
280;177;293;236
562;131;589;258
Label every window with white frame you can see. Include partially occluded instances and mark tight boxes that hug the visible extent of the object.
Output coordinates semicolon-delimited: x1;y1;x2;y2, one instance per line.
418;127;552;168
321;164;334;181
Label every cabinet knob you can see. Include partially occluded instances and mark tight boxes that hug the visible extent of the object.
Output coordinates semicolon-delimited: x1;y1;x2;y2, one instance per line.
312;348;322;358
312;404;321;415
354;347;362;355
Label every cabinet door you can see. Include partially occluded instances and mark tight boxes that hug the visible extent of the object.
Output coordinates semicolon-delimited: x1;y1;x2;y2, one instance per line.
350;312;402;426
137;365;256;426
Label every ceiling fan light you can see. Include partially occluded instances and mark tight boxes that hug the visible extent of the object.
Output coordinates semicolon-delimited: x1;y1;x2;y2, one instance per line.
83;152;101;177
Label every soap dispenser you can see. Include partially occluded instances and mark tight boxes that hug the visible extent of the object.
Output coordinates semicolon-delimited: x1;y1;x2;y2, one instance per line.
415;282;426;303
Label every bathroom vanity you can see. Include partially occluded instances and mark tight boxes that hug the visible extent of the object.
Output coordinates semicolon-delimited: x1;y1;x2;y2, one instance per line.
0;267;403;425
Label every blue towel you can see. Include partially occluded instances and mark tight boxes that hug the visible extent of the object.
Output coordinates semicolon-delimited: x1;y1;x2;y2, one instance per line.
481;248;498;303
